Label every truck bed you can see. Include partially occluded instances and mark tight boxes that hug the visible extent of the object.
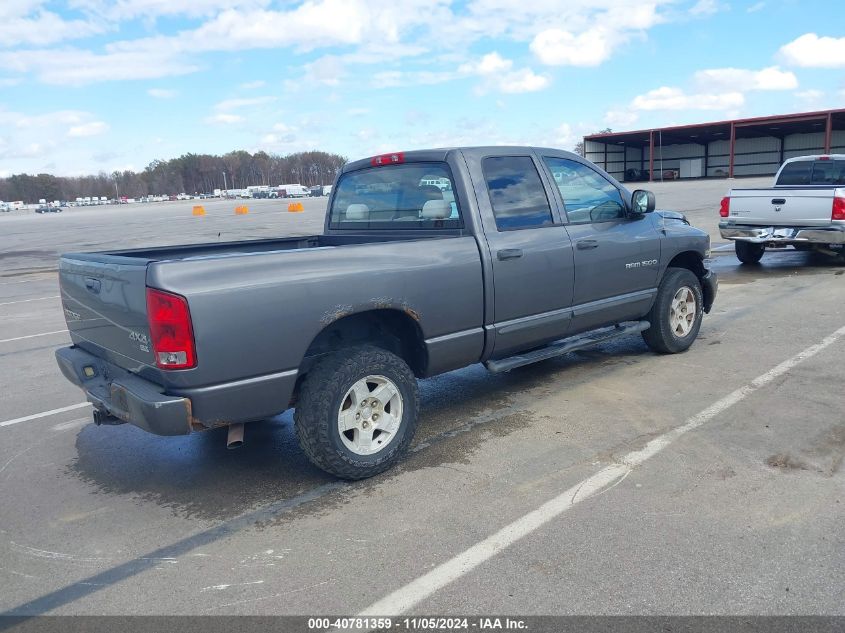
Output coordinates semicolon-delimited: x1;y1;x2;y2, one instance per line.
59;231;484;426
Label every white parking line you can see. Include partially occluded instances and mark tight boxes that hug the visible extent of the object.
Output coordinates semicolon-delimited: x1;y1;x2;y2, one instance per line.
0;403;90;428
358;324;845;617
0;295;60;307
0;278;53;286
0;329;68;344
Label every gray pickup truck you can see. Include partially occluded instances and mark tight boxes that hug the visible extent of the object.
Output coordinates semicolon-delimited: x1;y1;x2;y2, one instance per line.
56;146;717;479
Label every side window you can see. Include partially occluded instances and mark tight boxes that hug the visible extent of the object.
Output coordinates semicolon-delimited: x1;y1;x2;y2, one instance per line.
482;156;554;230
543;156;626;224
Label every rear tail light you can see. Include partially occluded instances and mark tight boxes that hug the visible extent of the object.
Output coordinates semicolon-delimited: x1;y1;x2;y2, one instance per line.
719;196;730;218
146;287;196;369
833;191;845;221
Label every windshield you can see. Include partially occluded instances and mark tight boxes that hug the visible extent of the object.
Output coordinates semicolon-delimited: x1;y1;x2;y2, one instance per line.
329;162;461;229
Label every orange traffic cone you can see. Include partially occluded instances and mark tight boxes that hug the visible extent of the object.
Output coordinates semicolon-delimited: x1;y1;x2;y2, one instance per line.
192;205;206;216
235;205;249;215
288;202;304;213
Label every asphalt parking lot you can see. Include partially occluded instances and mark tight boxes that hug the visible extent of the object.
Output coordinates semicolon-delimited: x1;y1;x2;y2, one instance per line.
0;180;843;617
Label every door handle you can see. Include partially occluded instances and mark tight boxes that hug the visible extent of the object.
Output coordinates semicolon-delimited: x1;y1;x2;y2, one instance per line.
497;248;523;261
576;240;599;250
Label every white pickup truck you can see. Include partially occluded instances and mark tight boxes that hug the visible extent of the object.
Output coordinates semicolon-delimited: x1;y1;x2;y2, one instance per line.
719;154;845;264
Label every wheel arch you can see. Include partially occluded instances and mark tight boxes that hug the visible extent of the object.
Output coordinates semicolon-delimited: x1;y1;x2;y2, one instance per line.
299;309;428;381
665;250;714;312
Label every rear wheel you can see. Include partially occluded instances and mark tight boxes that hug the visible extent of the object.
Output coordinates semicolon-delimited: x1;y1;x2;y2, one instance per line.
642;267;704;354
735;241;765;264
294;345;420;480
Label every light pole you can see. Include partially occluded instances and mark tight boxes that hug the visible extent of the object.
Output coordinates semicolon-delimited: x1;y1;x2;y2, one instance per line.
222;171;228;194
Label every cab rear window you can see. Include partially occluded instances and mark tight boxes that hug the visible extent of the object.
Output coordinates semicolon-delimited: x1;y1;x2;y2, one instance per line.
777;159;845;185
329;163;461;229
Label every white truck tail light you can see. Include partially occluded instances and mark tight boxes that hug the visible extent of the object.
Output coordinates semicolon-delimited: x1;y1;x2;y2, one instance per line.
719;196;730;218
833;190;845;221
146;287;197;369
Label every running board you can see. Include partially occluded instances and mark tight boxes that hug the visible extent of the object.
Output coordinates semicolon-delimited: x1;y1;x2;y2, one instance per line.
484;321;650;373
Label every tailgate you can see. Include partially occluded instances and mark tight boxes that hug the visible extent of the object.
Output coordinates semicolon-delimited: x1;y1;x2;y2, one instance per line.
59;254;155;370
728;188;834;226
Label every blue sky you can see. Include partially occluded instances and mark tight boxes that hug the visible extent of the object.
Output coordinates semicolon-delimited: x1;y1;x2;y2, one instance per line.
1;0;844;176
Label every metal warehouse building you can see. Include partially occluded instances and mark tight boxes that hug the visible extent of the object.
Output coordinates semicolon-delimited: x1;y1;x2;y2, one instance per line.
583;108;845;183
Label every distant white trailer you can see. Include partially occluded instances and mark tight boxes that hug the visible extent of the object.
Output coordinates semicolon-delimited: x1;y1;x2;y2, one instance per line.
278;184;310;198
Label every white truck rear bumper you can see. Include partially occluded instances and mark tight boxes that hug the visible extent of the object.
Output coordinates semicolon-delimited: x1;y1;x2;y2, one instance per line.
719;223;845;245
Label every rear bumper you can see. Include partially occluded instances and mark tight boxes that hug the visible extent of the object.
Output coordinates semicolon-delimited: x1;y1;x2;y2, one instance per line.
719;223;845;245
56;346;192;436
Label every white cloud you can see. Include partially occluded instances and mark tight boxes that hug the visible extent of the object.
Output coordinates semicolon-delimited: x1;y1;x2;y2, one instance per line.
0;48;199;85
147;88;177;98
499;68;549;93
67;0;270;21
240;80;266;89
460;52;513;75
779;33;845;68
530;3;663;67
204;113;244;124
303;55;344;86
694;66;798;91
458;52;549;94
794;89;825;108
530;28;612;67
689;0;720;16
0;9;106;48
67;121;109;137
554;123;578;148
214;96;276;110
747;2;765;12
0;107;109;170
631;86;744;111
604;110;639;128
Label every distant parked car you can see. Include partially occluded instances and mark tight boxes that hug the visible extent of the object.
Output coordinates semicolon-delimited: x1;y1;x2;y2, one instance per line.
35;205;62;214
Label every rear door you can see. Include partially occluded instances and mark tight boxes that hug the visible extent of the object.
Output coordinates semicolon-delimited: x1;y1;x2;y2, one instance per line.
60;254;155;371
540;155;661;332
470;154;575;358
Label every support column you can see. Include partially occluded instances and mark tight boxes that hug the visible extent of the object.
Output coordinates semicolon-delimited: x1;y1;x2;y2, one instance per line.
622;145;627;180
778;136;784;167
728;122;736;178
603;143;608;171
648;131;654;182
824;112;833;154
703;142;709;178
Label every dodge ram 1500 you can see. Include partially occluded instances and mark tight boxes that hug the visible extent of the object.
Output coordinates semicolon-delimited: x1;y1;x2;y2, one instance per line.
56;146;717;479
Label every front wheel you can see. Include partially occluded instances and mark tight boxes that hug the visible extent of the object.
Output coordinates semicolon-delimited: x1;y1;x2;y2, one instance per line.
642;268;704;354
735;240;765;264
294;345;420;480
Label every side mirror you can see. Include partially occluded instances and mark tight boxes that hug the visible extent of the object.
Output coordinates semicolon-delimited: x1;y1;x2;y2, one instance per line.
631;189;655;215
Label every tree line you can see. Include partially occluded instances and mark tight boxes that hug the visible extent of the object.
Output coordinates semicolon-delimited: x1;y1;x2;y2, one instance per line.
0;150;347;203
